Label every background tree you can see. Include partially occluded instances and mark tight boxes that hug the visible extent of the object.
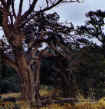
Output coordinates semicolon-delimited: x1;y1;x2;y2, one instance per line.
75;45;105;99
39;36;105;99
75;9;105;99
77;10;105;57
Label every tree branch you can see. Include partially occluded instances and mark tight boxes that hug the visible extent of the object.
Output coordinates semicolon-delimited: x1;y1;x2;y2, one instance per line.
40;0;63;12
7;0;11;9
18;0;24;16
11;0;16;18
0;0;7;7
22;0;38;19
41;0;79;12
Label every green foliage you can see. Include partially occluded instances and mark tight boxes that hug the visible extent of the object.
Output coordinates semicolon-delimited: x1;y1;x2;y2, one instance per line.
76;9;105;98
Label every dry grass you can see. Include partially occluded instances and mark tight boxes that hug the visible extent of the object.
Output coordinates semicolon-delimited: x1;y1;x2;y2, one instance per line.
0;90;105;109
0;92;21;99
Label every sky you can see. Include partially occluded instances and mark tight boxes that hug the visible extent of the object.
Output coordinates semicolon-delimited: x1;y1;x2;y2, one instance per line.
47;0;105;45
49;0;105;25
2;0;105;26
15;0;105;25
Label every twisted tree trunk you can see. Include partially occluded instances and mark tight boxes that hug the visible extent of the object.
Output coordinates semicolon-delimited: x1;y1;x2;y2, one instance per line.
2;29;41;107
15;50;41;106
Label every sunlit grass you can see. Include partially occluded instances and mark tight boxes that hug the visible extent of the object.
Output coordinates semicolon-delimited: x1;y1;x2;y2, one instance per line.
0;92;21;99
0;90;105;109
40;89;49;96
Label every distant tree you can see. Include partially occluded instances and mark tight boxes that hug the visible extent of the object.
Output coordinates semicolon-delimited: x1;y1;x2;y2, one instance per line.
76;45;105;99
53;44;105;99
77;10;105;57
76;10;105;98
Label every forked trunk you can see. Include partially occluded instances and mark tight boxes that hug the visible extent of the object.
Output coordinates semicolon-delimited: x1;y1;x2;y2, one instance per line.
15;52;41;106
8;31;41;107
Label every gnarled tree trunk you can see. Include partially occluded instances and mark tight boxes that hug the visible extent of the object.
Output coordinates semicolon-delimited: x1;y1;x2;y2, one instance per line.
15;45;41;106
3;30;41;107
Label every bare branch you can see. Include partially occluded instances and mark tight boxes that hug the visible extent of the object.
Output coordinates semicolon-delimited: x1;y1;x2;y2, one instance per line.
18;0;24;16
41;0;63;12
41;0;79;12
22;0;38;19
11;0;16;18
7;0;12;9
0;0;6;7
